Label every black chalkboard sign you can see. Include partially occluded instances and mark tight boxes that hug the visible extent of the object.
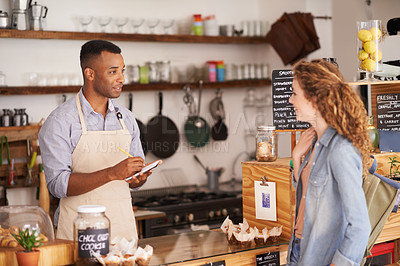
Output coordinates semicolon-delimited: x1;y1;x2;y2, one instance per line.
256;251;280;266
272;69;310;130
78;228;109;258
200;260;226;266
376;93;400;131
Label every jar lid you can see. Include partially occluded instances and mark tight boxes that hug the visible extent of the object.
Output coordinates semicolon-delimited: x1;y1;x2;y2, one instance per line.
77;205;106;213
257;125;276;131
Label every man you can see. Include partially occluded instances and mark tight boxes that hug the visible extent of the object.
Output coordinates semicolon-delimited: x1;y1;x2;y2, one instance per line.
39;40;153;241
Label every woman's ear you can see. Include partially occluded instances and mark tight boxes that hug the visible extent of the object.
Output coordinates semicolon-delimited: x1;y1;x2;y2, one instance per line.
311;95;318;107
84;68;95;81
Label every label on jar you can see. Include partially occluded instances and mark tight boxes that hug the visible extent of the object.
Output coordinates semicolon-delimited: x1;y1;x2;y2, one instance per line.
77;228;109;258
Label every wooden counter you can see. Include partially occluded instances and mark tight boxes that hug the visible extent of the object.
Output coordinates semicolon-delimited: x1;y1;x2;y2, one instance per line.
0;239;74;266
138;230;289;265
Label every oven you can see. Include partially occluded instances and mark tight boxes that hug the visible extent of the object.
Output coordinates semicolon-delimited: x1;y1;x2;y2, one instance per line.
131;186;243;238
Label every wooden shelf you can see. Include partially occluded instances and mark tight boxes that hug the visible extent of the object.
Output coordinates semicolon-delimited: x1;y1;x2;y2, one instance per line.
348;80;400;86
0;79;271;95
0;29;269;44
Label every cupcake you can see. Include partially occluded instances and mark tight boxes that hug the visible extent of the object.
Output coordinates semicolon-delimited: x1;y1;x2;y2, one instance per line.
135;245;153;266
254;227;269;246
268;225;283;243
101;254;121;266
120;254;136;266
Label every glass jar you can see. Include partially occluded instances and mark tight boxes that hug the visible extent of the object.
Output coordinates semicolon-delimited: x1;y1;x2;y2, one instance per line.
256;125;277;162
74;205;110;266
367;116;379;152
158;60;171;83
147;61;158;83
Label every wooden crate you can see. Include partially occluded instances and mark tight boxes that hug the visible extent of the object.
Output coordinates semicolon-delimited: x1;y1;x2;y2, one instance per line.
242;158;294;242
0;124;41;188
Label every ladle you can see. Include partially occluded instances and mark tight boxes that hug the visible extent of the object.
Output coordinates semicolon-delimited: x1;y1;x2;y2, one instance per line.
194;80;205;128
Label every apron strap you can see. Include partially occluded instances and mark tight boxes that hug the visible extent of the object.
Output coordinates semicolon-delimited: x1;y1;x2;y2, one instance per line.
116;112;128;130
75;94;87;134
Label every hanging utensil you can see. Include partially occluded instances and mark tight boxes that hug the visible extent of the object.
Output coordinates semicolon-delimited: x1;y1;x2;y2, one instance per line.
129;93;148;155
184;81;210;148
211;89;228;141
209;88;223;121
0;136;10;166
147;91;180;158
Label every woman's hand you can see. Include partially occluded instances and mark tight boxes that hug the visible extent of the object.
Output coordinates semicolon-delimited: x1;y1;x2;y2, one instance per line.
292;127;316;182
293;127;316;160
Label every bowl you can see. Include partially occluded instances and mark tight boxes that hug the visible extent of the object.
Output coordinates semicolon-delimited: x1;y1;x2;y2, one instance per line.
0;205;55;241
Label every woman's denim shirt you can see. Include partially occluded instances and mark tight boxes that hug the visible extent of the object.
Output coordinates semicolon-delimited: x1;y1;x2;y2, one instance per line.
287;127;371;266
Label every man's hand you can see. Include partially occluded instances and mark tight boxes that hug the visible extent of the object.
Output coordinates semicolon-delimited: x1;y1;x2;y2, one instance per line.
126;160;163;188
109;156;144;181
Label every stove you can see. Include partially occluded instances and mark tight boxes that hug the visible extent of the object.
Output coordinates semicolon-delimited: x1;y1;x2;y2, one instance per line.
131;185;243;238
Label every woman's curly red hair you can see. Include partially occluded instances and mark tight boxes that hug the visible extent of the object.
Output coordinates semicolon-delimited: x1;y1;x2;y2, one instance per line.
293;59;371;178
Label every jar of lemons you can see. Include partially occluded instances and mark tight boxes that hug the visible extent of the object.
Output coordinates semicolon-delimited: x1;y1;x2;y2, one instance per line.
357;20;383;81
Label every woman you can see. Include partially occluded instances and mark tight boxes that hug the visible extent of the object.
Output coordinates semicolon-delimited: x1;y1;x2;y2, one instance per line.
287;59;371;266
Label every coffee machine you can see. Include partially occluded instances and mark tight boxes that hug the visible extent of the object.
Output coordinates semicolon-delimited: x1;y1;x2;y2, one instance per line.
11;0;30;30
29;1;47;30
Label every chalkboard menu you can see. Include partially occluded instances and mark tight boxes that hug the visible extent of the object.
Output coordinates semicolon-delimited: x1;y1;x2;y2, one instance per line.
376;93;400;131
256;251;280;266
272;69;310;130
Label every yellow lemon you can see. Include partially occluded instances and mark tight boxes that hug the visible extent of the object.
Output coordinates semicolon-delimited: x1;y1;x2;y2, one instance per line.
371;49;382;62
358;50;369;61
369;27;382;40
357;29;372;42
361;58;376;72
363;41;377;54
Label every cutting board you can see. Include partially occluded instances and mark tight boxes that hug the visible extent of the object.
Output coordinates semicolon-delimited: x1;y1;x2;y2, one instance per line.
0;239;75;266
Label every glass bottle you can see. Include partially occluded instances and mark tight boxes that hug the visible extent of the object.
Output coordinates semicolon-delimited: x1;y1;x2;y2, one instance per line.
256;125;277;162
367;116;379;152
74;205;110;266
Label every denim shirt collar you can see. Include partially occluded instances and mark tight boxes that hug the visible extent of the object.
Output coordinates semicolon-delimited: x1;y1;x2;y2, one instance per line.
318;126;337;148
78;89;117;116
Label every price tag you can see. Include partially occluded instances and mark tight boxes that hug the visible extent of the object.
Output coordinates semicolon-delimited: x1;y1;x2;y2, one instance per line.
256;251;280;266
200;260;226;266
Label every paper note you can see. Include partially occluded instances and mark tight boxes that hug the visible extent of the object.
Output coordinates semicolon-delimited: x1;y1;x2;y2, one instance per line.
255;181;277;221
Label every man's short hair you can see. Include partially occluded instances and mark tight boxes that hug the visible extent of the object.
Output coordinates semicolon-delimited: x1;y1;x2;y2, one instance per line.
80;40;121;71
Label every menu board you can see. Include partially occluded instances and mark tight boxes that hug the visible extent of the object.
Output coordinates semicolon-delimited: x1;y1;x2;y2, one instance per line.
256;251;280;266
272;69;310;130
376;93;400;131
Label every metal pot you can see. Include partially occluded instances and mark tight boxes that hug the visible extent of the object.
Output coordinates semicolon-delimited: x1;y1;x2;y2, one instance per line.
207;168;224;191
0;11;9;29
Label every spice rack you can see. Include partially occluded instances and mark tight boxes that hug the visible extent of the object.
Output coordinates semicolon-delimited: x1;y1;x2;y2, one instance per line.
0;124;41;188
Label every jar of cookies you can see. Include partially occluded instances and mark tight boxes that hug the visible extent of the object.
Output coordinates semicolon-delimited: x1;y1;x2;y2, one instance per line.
256;125;277;162
74;205;110;266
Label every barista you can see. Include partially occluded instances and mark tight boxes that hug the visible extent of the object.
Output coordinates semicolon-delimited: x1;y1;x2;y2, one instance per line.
39;40;155;241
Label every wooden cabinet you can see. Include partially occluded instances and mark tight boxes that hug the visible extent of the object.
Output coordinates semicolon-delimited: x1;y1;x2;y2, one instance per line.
0;29;271;95
0;124;41;188
241;158;295;242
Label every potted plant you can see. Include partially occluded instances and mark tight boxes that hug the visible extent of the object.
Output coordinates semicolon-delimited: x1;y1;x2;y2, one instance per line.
11;228;44;266
388;156;400;181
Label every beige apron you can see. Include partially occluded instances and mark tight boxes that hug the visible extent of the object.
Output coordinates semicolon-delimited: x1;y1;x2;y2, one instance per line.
56;94;137;241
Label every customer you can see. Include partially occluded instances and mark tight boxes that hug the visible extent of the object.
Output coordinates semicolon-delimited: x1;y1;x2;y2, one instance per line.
39;40;155;241
287;59;371;266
